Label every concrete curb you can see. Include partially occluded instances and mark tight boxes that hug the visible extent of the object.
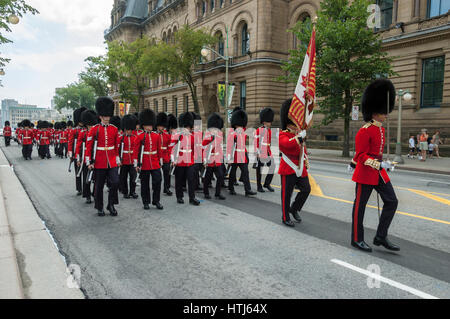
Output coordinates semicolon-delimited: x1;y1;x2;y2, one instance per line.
308;156;450;176
0;146;84;299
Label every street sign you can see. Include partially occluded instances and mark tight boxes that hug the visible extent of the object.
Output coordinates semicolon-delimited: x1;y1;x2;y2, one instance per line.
218;82;235;108
227;109;233;124
352;105;359;121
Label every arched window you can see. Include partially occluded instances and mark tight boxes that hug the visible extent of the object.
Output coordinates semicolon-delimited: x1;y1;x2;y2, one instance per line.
241;23;249;55
202;1;207;16
210;0;215;12
216;31;224;57
293;13;311;49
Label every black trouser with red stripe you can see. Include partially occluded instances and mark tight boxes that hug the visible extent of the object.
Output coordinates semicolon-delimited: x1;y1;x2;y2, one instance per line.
203;166;224;197
228;163;252;193
4;136;11;146
94;167;119;211
281;174;311;222
119;164;137;195
81;165;92;200
140;169;162;205
175;166;196;200
255;159;275;188
351;179;398;243
162;162;171;192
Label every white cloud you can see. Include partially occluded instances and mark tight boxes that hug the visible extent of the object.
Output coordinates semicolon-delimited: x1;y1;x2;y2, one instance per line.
28;0;112;33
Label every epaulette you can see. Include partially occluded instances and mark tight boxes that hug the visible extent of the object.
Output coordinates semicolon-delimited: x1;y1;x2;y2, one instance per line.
362;123;371;129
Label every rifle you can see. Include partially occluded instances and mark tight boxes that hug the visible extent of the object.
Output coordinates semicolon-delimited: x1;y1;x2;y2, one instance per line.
118;137;124;175
76;139;85;178
70;130;78;173
135;133;146;183
226;135;237;176
202;135;215;178
86;128;99;185
253;126;267;169
170;134;182;176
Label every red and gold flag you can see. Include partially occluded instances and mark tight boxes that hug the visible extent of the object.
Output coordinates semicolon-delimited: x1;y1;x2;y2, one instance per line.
289;27;317;130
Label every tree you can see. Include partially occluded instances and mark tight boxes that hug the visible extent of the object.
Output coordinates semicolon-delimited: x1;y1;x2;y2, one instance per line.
281;0;396;157
0;0;38;68
106;36;156;112
53;82;96;111
148;25;216;114
79;55;109;97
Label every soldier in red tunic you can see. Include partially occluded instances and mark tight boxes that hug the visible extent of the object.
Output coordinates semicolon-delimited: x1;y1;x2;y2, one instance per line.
85;97;121;217
21;120;34;160
202;113;226;200
70;107;87;195
133;109;163;210
349;79;399;252
254;108;275;193
3;121;12;146
76;110;98;204
155;113;172;196
278;99;311;227
119;114;138;200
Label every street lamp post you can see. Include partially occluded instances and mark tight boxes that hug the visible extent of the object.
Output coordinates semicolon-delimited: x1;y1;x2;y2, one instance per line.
393;89;412;164
201;26;231;130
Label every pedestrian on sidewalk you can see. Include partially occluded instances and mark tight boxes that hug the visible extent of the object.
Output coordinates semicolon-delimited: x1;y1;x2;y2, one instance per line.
418;129;428;161
427;135;434;159
433;130;443;158
350;79;400;253
407;135;415;159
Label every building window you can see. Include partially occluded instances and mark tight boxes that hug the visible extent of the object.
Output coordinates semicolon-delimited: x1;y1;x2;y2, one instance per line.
210;0;215;12
202;1;207;16
174;97;178;117
163;98;168;112
220;0;224;7
241;24;249;55
154;100;159;113
421;56;444;108
240;81;246;110
293;13;310;49
375;0;393;30
184;95;189;112
217;32;224;57
427;0;450;18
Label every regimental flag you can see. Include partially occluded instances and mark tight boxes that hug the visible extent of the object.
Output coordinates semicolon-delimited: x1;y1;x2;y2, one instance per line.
119;102;125;117
289;27;317;130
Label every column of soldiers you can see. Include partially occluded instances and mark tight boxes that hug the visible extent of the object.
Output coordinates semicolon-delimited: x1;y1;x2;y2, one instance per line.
6;79;400;253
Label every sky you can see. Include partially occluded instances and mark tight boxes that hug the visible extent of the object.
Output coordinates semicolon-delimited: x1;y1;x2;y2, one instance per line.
0;0;112;108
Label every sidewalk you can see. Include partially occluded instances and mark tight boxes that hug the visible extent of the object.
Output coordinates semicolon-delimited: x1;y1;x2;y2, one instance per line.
306;148;450;175
0;146;84;299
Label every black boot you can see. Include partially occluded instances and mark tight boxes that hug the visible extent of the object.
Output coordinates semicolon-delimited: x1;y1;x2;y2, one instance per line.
97;210;106;217
351;240;372;252
290;209;302;223
107;204;118;216
283;220;295;227
264;184;275;192
153;202;164;210
373;236;400;251
245;190;257;197
215;194;226;200
189;198;200;206
131;193;139;199
257;185;265;193
143;204;150;210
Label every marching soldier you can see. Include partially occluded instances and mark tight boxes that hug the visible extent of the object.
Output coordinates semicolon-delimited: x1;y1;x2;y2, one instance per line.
119;114;138;200
69;107;87;196
227;107;256;197
278;99;311;227
133;109;163;210
202;113;226;200
254;108;275;193
76;110;98;204
191;112;203;191
3;121;12;146
85;97;121;217
349;79;400;252
37;121;51;159
59;122;69;158
156;112;173;196
21;120;34;160
170;112;200;206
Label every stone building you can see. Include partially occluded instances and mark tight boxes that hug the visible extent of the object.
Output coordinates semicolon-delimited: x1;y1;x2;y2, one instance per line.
104;0;450;146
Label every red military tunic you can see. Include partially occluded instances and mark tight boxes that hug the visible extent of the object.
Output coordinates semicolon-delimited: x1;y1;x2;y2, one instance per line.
158;129;172;164
3;126;11;137
38;130;51;145
226;128;248;164
59;129;69;143
254;126;272;159
68;127;82;156
85;124;120;169
133;131;161;170
170;131;194;167
202;131;223;167
351;120;390;186
118;133;136;166
21;129;34;145
278;129;308;178
75;129;88;163
193;128;203;164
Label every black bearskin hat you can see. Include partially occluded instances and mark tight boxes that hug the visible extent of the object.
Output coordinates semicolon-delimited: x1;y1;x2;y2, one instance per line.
37;120;42;129
280;99;294;130
81;110;98;127
67;120;74;127
260;107;274;124
190;112;201;120
73;107;87;126
156;112;168;127
362;79;396;122
22;119;31;128
122;114;138;131
110;116;121;129
60;121;67;129
49;123;54;129
167;114;178;130
179;112;194;128
207;113;223;129
95;97;115;117
139;109;156;127
5;121;10;126
230;107;247;128
41;121;49;129
31;123;35;128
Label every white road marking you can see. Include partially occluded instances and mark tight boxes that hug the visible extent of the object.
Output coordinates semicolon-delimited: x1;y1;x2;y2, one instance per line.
420;179;450;187
331;259;439;299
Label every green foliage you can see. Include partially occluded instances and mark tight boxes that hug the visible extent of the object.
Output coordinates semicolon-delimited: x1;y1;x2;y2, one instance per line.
148;25;217;114
0;0;39;68
53;82;96;111
106;36;156;112
281;0;396;156
79;55;109;97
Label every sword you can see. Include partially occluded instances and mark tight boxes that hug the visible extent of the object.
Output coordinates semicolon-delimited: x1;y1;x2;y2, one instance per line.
202;135;215;179
170;135;182;176
76;142;85;178
119;140;124;175
226;137;237;176
135;143;144;183
86;140;97;184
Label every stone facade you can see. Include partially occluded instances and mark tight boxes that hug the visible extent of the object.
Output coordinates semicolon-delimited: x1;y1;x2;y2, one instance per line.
105;0;450;144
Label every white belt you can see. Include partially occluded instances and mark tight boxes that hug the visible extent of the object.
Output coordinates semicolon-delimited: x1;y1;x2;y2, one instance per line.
180;150;192;153
161;147;167;150
235;149;245;152
41;137;48;139
123;151;133;154
261;143;270;146
97;147;114;151
281;153;302;177
23;137;31;139
211;152;220;156
143;151;157;155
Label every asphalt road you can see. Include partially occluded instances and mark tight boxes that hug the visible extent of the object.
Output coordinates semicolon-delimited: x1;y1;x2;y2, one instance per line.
1;141;449;299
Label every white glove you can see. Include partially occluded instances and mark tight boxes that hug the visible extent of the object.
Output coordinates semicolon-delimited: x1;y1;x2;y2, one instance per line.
297;130;307;139
380;161;393;171
347;164;354;173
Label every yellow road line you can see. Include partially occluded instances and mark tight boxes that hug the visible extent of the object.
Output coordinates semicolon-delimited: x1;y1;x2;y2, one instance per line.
248;178;450;225
406;189;450;206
